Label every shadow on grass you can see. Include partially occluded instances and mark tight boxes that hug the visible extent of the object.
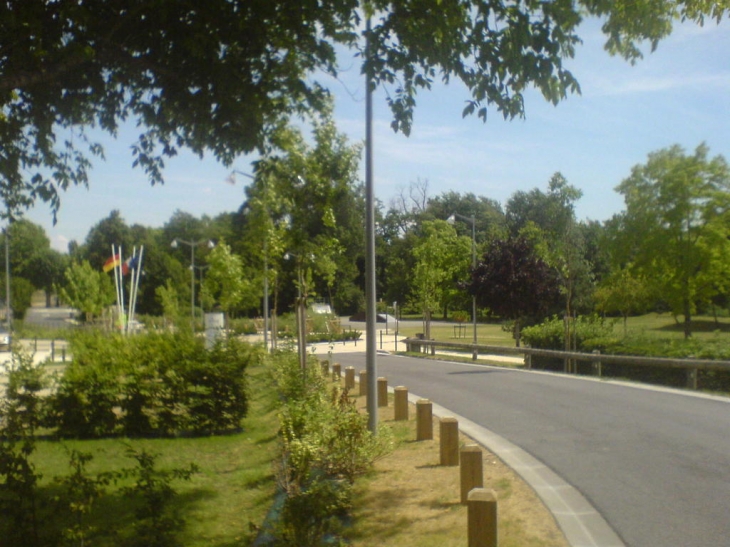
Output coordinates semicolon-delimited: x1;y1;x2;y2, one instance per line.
2;483;222;547
656;319;730;333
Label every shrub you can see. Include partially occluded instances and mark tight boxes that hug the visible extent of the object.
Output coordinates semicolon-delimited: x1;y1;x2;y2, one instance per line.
47;331;259;438
0;351;47;546
452;310;469;323
271;352;393;545
113;447;198;547
521;314;616;351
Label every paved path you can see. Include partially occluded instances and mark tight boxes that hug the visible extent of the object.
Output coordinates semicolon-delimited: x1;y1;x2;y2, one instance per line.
330;349;730;547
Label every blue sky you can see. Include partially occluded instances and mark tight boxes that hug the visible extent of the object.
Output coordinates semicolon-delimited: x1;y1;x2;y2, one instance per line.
26;18;730;253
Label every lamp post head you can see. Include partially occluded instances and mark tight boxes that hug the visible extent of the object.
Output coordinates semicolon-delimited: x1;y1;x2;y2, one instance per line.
171;239;179;249
207;240;215;249
446;214;456;225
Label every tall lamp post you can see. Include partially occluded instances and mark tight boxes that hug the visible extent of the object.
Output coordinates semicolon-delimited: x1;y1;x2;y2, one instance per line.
192;264;210;312
284;252;308;374
171;238;214;330
3;225;10;332
447;213;478;360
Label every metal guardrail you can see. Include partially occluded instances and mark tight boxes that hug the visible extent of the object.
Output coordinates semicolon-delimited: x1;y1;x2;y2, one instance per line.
402;338;730;390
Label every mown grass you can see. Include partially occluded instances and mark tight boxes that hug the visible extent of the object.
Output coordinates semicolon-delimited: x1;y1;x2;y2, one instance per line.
28;360;280;547
346;395;569;547
392;321;515;346
394;312;730;347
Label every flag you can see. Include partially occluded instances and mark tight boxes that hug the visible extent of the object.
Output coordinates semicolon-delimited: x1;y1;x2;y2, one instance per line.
122;255;139;276
103;254;121;273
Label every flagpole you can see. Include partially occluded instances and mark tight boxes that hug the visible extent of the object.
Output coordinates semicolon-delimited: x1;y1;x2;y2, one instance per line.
126;246;137;333
117;245;126;332
129;247;144;330
111;244;121;329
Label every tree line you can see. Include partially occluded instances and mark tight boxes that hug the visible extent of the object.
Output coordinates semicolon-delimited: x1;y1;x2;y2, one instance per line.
8;114;728;343
0;1;726;336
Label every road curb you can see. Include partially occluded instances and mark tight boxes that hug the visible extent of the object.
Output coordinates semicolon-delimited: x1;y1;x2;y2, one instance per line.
404;391;626;547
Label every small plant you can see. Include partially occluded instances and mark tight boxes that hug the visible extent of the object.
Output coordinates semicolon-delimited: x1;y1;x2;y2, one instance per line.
53;448;111;546
0;350;49;547
452;310;469;323
271;353;393;545
113;447;198;547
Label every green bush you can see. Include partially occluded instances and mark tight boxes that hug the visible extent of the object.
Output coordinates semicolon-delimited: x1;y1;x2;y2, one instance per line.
0;351;47;546
522;314;616;351
270;352;393;545
47;331;259;438
522;317;730;391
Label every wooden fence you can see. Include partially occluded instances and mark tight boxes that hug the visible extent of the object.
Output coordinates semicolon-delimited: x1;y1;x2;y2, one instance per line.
403;337;730;390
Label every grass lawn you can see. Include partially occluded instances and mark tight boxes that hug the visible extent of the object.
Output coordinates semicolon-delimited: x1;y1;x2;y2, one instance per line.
616;312;730;339
346;391;568;547
393;320;515;346
26;361;280;547
393;312;730;346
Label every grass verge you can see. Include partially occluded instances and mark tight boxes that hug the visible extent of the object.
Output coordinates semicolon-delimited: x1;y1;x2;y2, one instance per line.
346;391;569;547
28;360;280;547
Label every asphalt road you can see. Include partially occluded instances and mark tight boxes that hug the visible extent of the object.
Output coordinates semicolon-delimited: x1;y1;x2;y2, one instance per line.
331;351;730;547
24;305;77;329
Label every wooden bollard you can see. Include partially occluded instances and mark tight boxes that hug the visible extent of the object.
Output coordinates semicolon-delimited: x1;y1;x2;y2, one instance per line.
332;362;341;379
359;370;367;396
460;445;484;504
468;488;498;547
394;386;409;421
377;377;388;407
344;366;355;390
416;399;433;441
321;361;330;376
440;417;459;466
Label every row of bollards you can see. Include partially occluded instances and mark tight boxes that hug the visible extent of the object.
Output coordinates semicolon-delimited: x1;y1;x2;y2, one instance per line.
325;361;498;547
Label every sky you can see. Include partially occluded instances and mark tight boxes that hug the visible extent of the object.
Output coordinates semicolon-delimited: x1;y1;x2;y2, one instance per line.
25;17;730;253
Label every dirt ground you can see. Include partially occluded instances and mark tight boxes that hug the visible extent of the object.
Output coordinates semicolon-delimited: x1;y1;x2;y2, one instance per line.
347;394;570;547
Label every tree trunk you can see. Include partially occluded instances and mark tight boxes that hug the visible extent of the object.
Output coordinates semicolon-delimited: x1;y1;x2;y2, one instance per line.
513;319;521;347
683;296;692;339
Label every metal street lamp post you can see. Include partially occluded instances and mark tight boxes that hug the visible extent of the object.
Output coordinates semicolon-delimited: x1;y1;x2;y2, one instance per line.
192;264;210;312
447;213;478;360
171;238;214;330
3;225;10;332
284;252;308;374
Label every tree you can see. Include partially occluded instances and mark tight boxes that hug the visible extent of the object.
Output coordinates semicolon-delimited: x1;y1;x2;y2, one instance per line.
25;248;68;307
466;236;561;346
155;279;181;329
411;220;471;339
0;276;34;320
611;143;730;338
251;109;362;315
505;173;583;238
80;210;133;270
0;219;66;306
58;261;115;323
0;1;724;218
508;173;593;318
594;268;653;336
426;191;506;243
204;241;256;332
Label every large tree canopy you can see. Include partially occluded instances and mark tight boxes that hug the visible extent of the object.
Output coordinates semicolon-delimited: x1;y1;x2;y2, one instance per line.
466;235;561;345
610;143;730;338
0;0;725;218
